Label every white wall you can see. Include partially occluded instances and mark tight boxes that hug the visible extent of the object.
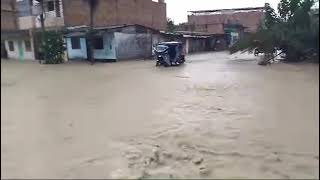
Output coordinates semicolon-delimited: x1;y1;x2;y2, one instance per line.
66;37;87;60
5;38;35;60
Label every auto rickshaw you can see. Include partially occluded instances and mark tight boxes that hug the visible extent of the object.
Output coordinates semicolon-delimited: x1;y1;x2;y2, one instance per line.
153;42;185;67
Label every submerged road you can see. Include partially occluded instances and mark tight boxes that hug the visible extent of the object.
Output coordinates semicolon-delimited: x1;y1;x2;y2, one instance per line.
1;52;319;178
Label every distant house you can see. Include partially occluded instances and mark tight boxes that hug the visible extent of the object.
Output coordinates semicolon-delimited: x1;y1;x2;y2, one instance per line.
187;6;265;34
176;6;265;49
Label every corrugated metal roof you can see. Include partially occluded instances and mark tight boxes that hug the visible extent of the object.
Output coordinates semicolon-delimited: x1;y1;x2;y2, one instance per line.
64;31;86;38
189;7;264;14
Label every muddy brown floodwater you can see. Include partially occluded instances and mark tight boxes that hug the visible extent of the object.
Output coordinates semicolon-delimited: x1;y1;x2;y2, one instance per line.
1;52;319;179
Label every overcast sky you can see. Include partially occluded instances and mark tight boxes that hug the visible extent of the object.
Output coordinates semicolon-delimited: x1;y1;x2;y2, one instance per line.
163;0;280;23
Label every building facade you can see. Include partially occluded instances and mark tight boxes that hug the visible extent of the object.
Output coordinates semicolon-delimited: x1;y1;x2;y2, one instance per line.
16;0;64;30
1;0;18;58
62;0;166;31
187;7;265;34
63;0;168;61
65;25;158;61
2;0;169;61
176;6;264;48
2;0;65;61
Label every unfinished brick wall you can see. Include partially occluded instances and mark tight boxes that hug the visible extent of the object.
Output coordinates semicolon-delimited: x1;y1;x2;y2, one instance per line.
188;10;264;33
63;0;166;30
1;0;17;31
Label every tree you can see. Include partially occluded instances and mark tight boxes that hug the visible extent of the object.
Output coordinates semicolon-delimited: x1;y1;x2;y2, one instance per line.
41;31;66;64
230;0;319;63
167;18;176;32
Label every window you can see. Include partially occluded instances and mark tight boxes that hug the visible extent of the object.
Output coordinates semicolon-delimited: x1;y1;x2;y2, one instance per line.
71;37;81;49
55;0;61;17
93;37;104;50
25;40;31;52
47;1;55;11
8;41;14;51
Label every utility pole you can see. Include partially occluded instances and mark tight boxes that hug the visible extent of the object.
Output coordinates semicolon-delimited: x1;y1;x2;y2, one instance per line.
88;1;95;65
36;0;46;63
39;0;45;32
83;0;97;65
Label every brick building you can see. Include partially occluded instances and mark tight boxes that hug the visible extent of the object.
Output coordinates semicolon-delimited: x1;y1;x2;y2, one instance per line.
187;7;265;34
176;6;265;48
1;0;18;31
63;0;167;31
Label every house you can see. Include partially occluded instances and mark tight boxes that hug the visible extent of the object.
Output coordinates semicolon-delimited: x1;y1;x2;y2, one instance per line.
1;0;18;58
62;0;167;61
65;24;228;62
2;0;64;61
157;31;228;53
2;0;168;62
65;24;159;61
187;6;265;33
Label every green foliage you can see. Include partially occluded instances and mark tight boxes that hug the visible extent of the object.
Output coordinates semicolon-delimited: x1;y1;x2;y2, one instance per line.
167;18;176;32
230;0;319;62
41;31;66;64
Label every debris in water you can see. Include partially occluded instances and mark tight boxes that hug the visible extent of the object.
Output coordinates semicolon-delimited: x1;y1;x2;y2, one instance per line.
192;157;204;165
199;165;211;176
265;153;281;162
152;146;160;163
162;151;173;159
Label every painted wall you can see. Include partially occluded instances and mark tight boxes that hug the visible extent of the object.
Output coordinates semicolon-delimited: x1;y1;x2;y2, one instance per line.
93;33;116;60
5;38;35;60
66;33;116;60
114;32;152;60
66;37;87;59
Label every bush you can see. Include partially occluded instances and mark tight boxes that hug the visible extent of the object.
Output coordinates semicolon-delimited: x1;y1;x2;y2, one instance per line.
40;31;66;64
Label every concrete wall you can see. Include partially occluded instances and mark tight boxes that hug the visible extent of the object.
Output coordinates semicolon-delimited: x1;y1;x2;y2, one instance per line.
114;32;152;60
18;16;36;29
186;38;207;54
66;37;87;59
5;38;35;60
63;0;166;30
35;16;64;29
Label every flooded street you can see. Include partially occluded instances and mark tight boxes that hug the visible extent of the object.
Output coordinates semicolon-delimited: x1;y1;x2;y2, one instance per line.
1;52;319;179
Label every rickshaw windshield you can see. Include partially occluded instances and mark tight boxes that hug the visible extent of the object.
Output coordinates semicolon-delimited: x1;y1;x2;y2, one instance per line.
156;45;169;52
